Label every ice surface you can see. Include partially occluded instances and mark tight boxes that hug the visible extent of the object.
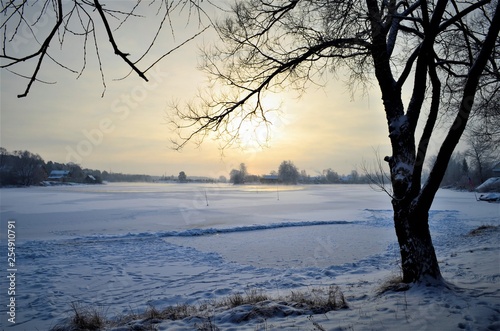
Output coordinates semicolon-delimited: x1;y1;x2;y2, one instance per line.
0;183;498;330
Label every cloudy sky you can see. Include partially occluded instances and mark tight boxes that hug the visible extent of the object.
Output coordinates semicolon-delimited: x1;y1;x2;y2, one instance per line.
0;1;409;178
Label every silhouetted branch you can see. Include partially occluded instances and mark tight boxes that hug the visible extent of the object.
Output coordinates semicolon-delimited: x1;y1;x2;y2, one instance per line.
14;0;63;98
1;0;213;97
171;0;372;149
93;0;148;82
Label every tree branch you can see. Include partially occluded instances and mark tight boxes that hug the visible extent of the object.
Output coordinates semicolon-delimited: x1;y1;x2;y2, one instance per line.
417;0;500;212
438;0;492;33
16;0;63;98
405;0;448;134
172;36;370;149
93;0;148;82
411;54;441;194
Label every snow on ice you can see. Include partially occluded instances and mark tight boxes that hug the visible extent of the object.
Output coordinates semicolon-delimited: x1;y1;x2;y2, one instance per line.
0;183;498;330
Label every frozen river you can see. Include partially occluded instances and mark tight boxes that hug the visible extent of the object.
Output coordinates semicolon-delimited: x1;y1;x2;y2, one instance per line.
0;183;498;330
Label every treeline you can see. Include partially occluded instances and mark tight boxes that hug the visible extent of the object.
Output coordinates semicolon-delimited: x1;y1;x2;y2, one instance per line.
0;148;153;187
230;154;498;188
229;161;372;185
2;147;495;188
439;152;498;190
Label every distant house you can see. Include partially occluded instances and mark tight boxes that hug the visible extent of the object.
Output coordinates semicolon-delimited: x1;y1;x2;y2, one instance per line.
260;174;279;184
340;175;352;182
475;161;500;193
84;174;99;184
47;170;70;181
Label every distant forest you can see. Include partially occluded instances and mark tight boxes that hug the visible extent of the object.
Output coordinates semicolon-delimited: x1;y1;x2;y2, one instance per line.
0;147;496;188
0;148;152;187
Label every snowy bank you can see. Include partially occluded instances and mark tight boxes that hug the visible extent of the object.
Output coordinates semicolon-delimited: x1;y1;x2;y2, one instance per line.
476;177;500;193
475;177;500;202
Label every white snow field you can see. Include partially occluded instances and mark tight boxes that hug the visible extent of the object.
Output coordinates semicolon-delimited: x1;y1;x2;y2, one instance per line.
0;183;498;330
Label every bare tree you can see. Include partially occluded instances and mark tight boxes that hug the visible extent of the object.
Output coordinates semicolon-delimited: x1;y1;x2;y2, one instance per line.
465;130;498;183
171;0;500;283
0;0;212;97
464;88;500;182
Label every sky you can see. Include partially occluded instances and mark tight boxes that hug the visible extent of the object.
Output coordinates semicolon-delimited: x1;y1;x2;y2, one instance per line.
0;1;427;178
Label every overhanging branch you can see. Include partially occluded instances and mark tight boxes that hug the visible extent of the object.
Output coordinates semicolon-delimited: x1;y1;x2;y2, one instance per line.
93;0;148;82
16;0;63;98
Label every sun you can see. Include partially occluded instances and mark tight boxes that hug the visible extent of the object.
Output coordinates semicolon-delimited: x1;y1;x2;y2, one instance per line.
232;94;288;152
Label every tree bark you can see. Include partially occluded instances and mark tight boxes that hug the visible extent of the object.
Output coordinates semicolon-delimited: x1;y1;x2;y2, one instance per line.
393;198;442;283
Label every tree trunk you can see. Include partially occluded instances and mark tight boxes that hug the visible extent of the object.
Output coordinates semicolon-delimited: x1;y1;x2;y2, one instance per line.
393;198;442;283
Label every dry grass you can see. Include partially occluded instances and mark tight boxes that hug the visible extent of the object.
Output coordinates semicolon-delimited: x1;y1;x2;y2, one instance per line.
50;302;107;331
289;285;348;313
51;285;348;330
220;288;269;308
377;274;410;294
71;302;106;330
143;303;197;320
194;315;220;331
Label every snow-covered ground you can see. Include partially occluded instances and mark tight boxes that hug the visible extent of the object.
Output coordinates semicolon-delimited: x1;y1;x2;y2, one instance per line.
0;183;498;330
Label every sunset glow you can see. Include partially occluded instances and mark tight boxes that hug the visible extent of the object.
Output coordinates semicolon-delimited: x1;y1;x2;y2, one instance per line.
0;4;392;178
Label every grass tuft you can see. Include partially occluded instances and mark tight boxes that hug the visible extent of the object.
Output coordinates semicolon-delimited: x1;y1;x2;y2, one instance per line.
68;302;106;330
221;288;269;308
377;275;410;294
289;285;348;312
